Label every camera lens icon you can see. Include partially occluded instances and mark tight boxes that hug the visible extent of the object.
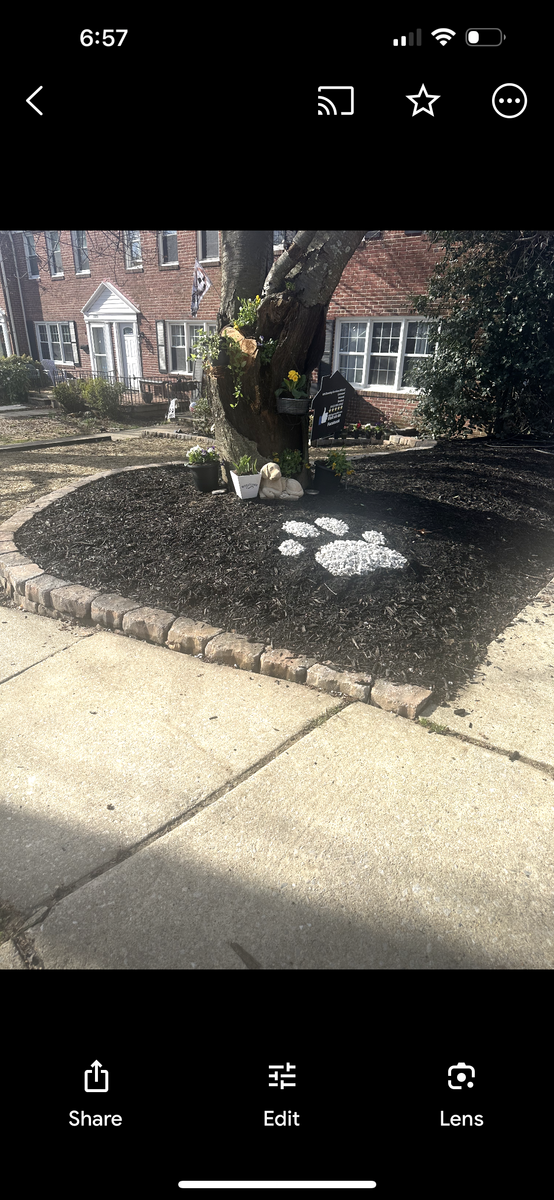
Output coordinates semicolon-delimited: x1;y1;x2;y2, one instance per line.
448;1062;475;1089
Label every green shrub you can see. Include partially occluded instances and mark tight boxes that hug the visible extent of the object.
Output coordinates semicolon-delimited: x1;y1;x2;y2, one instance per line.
0;354;49;404
52;379;88;413
82;376;126;416
278;448;303;477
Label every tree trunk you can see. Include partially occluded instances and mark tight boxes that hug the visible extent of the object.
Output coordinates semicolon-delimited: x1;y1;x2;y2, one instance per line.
207;231;367;479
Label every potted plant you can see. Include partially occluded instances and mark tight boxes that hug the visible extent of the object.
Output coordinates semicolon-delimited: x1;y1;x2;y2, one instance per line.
277;448;304;480
230;454;262;500
275;370;310;414
351;422;362;440
186;444;220;492
313;448;354;493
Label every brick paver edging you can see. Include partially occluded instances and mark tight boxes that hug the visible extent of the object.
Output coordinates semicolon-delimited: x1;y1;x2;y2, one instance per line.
0;463;435;720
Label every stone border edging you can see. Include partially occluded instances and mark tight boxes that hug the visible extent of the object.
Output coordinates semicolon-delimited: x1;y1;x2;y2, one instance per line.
0;461;435;720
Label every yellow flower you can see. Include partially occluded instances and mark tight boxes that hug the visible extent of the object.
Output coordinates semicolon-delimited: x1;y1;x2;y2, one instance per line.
288;370;300;382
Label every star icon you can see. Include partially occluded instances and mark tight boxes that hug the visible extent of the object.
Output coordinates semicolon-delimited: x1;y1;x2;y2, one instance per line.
406;84;441;116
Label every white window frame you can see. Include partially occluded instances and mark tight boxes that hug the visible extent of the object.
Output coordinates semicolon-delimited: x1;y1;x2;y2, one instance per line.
197;231;219;262
35;320;79;365
123;231;143;270
23;232;40;279
158;231;179;267
166;320;217;375
333;316;436;392
71;231;90;275
45;231;64;277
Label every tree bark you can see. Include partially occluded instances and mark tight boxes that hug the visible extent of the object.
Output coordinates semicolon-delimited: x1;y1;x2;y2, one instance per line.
208;231;367;478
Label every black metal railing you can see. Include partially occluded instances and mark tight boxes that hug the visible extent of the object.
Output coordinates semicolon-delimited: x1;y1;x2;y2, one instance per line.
46;367;199;408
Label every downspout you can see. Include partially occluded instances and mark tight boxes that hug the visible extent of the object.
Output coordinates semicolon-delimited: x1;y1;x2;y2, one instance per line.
8;232;30;354
0;232;20;354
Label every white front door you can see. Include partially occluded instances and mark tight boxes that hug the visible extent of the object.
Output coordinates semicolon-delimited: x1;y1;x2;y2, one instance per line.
119;324;141;389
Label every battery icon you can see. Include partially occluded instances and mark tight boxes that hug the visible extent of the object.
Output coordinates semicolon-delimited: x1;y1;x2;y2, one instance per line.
466;29;505;46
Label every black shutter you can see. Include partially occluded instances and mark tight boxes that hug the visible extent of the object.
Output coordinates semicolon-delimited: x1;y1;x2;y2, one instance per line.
26;320;39;360
156;321;167;372
317;319;335;387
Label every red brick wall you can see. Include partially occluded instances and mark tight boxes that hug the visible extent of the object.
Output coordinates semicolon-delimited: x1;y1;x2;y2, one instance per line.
1;230;443;425
0;231;224;376
325;230;444;426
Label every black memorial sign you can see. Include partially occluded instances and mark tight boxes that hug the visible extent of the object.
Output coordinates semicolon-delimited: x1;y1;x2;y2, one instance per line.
310;370;357;441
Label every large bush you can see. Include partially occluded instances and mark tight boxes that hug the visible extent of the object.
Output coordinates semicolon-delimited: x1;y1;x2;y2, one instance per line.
52;379;88;413
0;354;50;405
408;231;554;439
53;376;126;417
82;376;126;417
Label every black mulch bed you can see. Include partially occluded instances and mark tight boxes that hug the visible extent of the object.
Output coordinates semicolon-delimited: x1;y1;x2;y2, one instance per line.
15;441;554;703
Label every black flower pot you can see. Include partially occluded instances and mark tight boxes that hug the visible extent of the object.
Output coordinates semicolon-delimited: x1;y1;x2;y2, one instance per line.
313;463;342;493
188;461;219;492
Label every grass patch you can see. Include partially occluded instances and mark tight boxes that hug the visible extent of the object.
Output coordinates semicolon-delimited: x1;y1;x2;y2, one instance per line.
417;717;449;734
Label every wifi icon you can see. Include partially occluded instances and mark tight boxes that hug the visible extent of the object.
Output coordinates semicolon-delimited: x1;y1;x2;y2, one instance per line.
431;27;456;45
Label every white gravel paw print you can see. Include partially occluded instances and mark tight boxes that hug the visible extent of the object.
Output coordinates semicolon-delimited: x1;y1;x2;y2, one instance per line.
278;519;407;575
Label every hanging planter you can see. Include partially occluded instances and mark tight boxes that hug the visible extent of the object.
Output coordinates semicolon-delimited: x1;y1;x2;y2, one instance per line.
276;395;310;415
275;370;309;416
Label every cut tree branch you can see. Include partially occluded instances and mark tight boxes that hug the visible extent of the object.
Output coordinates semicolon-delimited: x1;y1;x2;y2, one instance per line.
262;231;318;296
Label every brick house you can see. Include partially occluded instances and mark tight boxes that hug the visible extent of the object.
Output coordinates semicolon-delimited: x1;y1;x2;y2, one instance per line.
0;230;443;425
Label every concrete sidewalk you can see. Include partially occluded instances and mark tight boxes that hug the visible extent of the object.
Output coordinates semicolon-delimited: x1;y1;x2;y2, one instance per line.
1;577;553;970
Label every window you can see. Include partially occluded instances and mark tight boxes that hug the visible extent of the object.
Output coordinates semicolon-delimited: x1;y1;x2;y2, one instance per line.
164;321;217;373
124;231;142;269
36;321;79;364
198;231;219;260
71;231;90;273
369;322;402;386
273;231;297;248
23;233;39;279
159;231;178;265
400;321;434;386
336;318;435;390
45;231;63;276
404;231;423;236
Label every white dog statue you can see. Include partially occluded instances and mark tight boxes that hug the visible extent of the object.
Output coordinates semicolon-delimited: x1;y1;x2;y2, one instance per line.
259;461;303;501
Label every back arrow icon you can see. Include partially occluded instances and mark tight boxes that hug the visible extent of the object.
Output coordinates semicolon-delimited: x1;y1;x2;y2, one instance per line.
26;87;43;115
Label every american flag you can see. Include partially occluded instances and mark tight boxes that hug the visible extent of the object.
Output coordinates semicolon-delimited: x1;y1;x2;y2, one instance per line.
191;259;212;315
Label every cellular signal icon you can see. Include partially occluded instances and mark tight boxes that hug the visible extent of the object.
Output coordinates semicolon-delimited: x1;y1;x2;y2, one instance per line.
393;30;422;46
431;28;456;45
